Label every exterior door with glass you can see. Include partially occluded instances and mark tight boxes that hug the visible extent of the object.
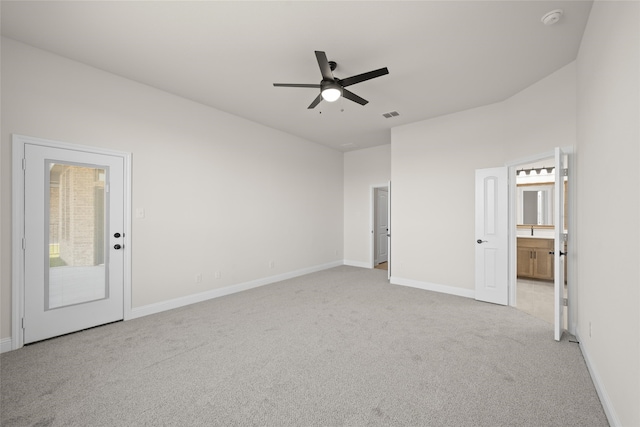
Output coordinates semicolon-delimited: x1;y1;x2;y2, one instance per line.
23;143;125;344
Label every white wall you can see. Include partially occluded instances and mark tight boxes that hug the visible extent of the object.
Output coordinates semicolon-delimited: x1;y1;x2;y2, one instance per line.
391;62;576;291
343;144;391;267
0;38;344;340
575;2;639;425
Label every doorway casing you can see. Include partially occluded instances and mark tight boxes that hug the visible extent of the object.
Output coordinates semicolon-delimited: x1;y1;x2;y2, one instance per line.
506;147;575;336
370;184;389;271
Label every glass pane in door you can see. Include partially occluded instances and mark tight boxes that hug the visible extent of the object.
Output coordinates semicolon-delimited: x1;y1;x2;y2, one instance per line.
47;162;107;310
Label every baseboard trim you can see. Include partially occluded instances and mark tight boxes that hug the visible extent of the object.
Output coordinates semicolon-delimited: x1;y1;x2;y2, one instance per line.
390;276;475;299
343;260;371;269
129;261;343;320
576;330;620;427
1;337;13;354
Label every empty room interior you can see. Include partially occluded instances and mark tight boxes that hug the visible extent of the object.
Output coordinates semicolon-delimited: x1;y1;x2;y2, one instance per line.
1;1;638;426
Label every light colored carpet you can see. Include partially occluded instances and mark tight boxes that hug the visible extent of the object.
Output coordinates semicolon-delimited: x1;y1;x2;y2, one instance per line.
1;266;607;426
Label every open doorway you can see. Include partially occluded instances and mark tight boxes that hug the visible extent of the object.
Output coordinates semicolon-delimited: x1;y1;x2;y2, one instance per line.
371;185;389;272
510;155;568;331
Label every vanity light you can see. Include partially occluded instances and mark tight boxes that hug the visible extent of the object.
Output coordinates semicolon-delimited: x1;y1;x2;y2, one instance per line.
517;166;555;176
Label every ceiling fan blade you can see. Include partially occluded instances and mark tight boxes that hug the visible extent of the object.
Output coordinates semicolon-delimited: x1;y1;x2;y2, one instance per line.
273;83;321;88
315;51;335;81
339;67;389;88
342;89;368;106
307;93;323;109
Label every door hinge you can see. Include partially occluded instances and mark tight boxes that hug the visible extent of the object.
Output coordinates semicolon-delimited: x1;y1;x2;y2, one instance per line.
562;233;568;242
563;298;568;307
22;158;26;171
106;183;110;193
22;238;26;250
21;318;25;329
562;168;568;177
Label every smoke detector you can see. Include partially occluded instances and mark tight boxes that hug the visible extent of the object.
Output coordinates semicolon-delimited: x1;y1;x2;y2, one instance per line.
541;9;563;26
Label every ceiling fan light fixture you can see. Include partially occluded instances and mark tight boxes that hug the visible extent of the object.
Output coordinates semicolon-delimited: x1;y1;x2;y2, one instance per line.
321;81;342;102
274;51;388;108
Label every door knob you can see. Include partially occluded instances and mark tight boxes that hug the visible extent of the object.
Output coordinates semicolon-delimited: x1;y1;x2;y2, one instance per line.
114;232;123;238
114;244;123;250
477;239;488;244
549;251;567;256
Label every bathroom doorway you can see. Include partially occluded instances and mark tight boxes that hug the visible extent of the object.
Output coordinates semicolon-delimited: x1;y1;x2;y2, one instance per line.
509;149;571;336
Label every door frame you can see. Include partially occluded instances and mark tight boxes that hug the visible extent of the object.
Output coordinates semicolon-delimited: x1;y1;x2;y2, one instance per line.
370;183;389;269
505;147;575;336
11;134;132;350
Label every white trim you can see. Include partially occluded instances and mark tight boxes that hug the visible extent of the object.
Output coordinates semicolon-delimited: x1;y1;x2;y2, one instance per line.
1;338;13;354
343;259;370;269
577;333;620;427
11;134;132;350
11;137;26;350
129;261;342;319
122;153;133;321
391;276;476;299
564;146;576;336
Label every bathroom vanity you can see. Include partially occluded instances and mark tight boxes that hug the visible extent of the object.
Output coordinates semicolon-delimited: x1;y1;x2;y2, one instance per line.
517;237;554;281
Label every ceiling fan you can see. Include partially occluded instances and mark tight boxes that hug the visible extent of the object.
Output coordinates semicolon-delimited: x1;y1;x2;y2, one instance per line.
273;51;389;109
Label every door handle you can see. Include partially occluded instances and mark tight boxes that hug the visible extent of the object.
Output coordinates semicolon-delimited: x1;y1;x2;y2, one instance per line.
476;239;488;244
549;251;567;256
114;244;123;250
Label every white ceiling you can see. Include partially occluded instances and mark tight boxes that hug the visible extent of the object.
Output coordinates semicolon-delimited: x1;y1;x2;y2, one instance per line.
1;1;593;151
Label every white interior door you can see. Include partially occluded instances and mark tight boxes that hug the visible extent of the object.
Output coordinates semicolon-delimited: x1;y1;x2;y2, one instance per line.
553;147;566;341
23;143;125;343
375;188;389;264
475;167;509;305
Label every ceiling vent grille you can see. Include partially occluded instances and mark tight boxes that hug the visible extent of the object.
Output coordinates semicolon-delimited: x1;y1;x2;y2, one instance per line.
382;111;400;118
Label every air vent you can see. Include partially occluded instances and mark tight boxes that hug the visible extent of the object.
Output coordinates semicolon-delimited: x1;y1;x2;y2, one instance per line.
382;111;400;118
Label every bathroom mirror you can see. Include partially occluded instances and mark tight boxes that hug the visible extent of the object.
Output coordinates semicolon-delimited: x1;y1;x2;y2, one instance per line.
517;184;554;225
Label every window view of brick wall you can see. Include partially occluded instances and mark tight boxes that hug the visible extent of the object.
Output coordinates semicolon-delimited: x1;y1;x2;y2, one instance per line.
49;164;106;267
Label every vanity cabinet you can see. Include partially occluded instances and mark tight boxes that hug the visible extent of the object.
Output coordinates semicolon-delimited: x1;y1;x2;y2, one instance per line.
517;238;554;281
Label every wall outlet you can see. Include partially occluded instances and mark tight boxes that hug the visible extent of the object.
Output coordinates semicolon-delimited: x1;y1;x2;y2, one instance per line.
269;261;275;269
214;271;221;279
195;273;202;284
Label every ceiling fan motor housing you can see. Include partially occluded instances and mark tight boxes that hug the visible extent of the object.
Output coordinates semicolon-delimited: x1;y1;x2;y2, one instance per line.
321;80;341;92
